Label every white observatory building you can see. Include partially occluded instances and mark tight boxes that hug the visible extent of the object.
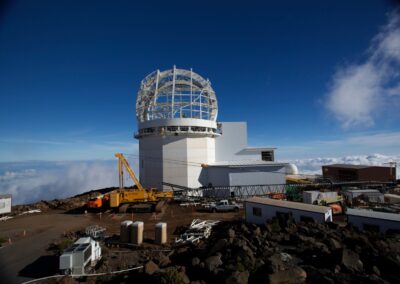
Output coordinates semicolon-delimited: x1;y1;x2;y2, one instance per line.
135;66;297;190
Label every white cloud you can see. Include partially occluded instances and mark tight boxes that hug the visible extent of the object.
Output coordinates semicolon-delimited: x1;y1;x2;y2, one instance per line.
0;159;138;205
326;10;400;128
286;153;400;178
346;132;400;146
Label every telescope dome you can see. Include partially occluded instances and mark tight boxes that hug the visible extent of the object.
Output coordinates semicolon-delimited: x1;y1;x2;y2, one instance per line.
135;66;219;138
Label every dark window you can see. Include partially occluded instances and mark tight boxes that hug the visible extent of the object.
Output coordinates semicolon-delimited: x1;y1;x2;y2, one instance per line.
300;216;315;223
338;170;358;181
261;151;274;161
276;211;292;226
253;207;262;217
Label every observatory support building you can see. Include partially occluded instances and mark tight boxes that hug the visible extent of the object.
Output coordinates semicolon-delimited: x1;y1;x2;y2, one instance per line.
135;66;297;190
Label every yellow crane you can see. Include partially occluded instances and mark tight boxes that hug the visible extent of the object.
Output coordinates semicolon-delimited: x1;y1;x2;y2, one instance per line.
109;153;173;212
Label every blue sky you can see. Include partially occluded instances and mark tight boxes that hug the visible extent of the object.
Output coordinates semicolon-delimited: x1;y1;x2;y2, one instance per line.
1;0;400;162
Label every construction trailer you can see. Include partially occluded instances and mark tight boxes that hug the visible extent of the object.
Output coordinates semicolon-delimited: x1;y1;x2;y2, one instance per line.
347;208;400;233
59;237;101;275
85;225;106;240
245;197;333;225
322;164;396;182
0;194;12;215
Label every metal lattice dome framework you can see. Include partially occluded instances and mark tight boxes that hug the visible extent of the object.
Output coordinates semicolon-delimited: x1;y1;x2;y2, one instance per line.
135;66;220;138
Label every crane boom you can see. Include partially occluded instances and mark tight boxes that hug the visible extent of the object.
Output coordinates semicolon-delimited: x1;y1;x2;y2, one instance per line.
115;153;145;191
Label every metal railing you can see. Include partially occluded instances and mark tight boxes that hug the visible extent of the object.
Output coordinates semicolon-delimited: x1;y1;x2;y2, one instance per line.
163;181;396;200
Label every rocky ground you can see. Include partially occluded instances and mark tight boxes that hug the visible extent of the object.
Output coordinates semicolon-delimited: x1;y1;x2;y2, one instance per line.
10;187;119;214
4;188;400;283
59;215;399;284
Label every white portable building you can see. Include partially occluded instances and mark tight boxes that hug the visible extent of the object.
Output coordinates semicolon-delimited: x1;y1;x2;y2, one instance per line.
347;208;400;233
245;196;333;225
0;194;12;214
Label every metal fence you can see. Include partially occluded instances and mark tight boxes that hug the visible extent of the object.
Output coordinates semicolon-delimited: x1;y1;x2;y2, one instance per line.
163;181;395;201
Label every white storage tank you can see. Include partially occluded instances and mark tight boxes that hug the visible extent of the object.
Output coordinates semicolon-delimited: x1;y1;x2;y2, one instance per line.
120;220;133;243
130;221;144;245
155;222;167;245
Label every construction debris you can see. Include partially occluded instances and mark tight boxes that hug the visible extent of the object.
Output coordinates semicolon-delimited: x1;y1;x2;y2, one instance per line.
179;202;201;207
19;209;41;215
0;216;13;222
85;225;106;240
175;219;219;245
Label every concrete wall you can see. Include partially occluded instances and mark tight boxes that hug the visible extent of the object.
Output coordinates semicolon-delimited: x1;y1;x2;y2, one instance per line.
139;120;286;190
347;215;400;233
215;122;247;161
215;122;264;161
139;135;215;189
245;201;333;225
139;135;164;189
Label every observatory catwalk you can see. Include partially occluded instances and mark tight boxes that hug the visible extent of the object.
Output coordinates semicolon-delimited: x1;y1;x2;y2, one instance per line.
135;66;297;190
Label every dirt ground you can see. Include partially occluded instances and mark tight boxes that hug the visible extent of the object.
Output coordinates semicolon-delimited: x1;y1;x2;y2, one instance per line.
0;201;244;284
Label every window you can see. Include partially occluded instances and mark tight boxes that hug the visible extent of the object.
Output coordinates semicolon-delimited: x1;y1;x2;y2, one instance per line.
261;151;274;161
253;207;262;217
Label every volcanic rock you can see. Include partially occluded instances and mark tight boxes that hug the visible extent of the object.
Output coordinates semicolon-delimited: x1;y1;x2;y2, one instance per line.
268;266;307;284
205;255;223;272
342;248;363;272
144;260;159;275
225;270;249;284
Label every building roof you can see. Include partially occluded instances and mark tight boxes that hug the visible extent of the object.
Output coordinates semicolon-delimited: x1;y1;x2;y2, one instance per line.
246;196;331;214
347;208;400;222
207;160;289;168
323;164;388;169
240;147;277;153
345;189;381;194
75;237;91;244
0;194;12;199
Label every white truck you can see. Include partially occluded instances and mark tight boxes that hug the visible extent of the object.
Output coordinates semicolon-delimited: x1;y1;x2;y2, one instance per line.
203;200;242;212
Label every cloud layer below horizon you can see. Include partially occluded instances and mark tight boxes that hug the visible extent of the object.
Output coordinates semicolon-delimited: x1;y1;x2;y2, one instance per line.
0;160;136;205
286;153;399;177
0;154;398;205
